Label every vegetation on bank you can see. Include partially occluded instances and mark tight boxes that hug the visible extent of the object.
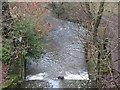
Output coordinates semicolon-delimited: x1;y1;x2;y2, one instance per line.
2;2;52;63
50;2;119;88
2;2;52;88
2;75;18;89
1;2;119;88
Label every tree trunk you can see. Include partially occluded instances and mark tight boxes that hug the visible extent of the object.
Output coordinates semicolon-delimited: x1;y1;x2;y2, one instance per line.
93;2;104;44
85;2;93;21
92;2;105;87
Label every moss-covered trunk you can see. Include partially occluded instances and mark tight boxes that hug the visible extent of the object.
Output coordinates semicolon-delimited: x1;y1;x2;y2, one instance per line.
93;2;104;44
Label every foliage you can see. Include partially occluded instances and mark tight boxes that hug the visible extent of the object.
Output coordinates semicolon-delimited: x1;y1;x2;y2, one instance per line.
12;17;43;57
2;2;53;63
2;74;18;89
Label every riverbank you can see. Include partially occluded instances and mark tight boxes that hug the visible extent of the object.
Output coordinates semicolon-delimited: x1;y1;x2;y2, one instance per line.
50;2;119;88
1;2;119;88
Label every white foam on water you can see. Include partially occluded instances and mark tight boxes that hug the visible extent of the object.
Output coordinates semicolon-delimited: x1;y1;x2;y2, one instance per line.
26;71;89;80
48;80;61;88
64;72;89;80
26;72;46;80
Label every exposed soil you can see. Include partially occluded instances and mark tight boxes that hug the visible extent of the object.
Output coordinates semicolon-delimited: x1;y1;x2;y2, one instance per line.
1;63;8;83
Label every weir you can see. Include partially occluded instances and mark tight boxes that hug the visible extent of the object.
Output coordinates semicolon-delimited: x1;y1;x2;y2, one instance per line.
19;13;90;88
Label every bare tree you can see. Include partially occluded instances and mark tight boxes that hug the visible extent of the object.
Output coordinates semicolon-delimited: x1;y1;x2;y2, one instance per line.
93;2;104;44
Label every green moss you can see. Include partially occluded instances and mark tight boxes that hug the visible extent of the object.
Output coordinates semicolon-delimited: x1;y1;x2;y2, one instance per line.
6;75;11;80
87;59;96;80
2;75;18;89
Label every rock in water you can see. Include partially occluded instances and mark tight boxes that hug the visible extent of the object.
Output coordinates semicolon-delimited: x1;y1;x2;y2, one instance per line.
57;76;64;80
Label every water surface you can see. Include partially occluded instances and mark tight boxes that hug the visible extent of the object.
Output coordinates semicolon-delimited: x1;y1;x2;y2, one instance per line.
23;14;89;88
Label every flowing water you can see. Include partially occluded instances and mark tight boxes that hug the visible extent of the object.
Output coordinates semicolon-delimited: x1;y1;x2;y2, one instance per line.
18;14;91;88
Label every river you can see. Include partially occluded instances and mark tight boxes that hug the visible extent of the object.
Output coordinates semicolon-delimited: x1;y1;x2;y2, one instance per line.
18;13;92;88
